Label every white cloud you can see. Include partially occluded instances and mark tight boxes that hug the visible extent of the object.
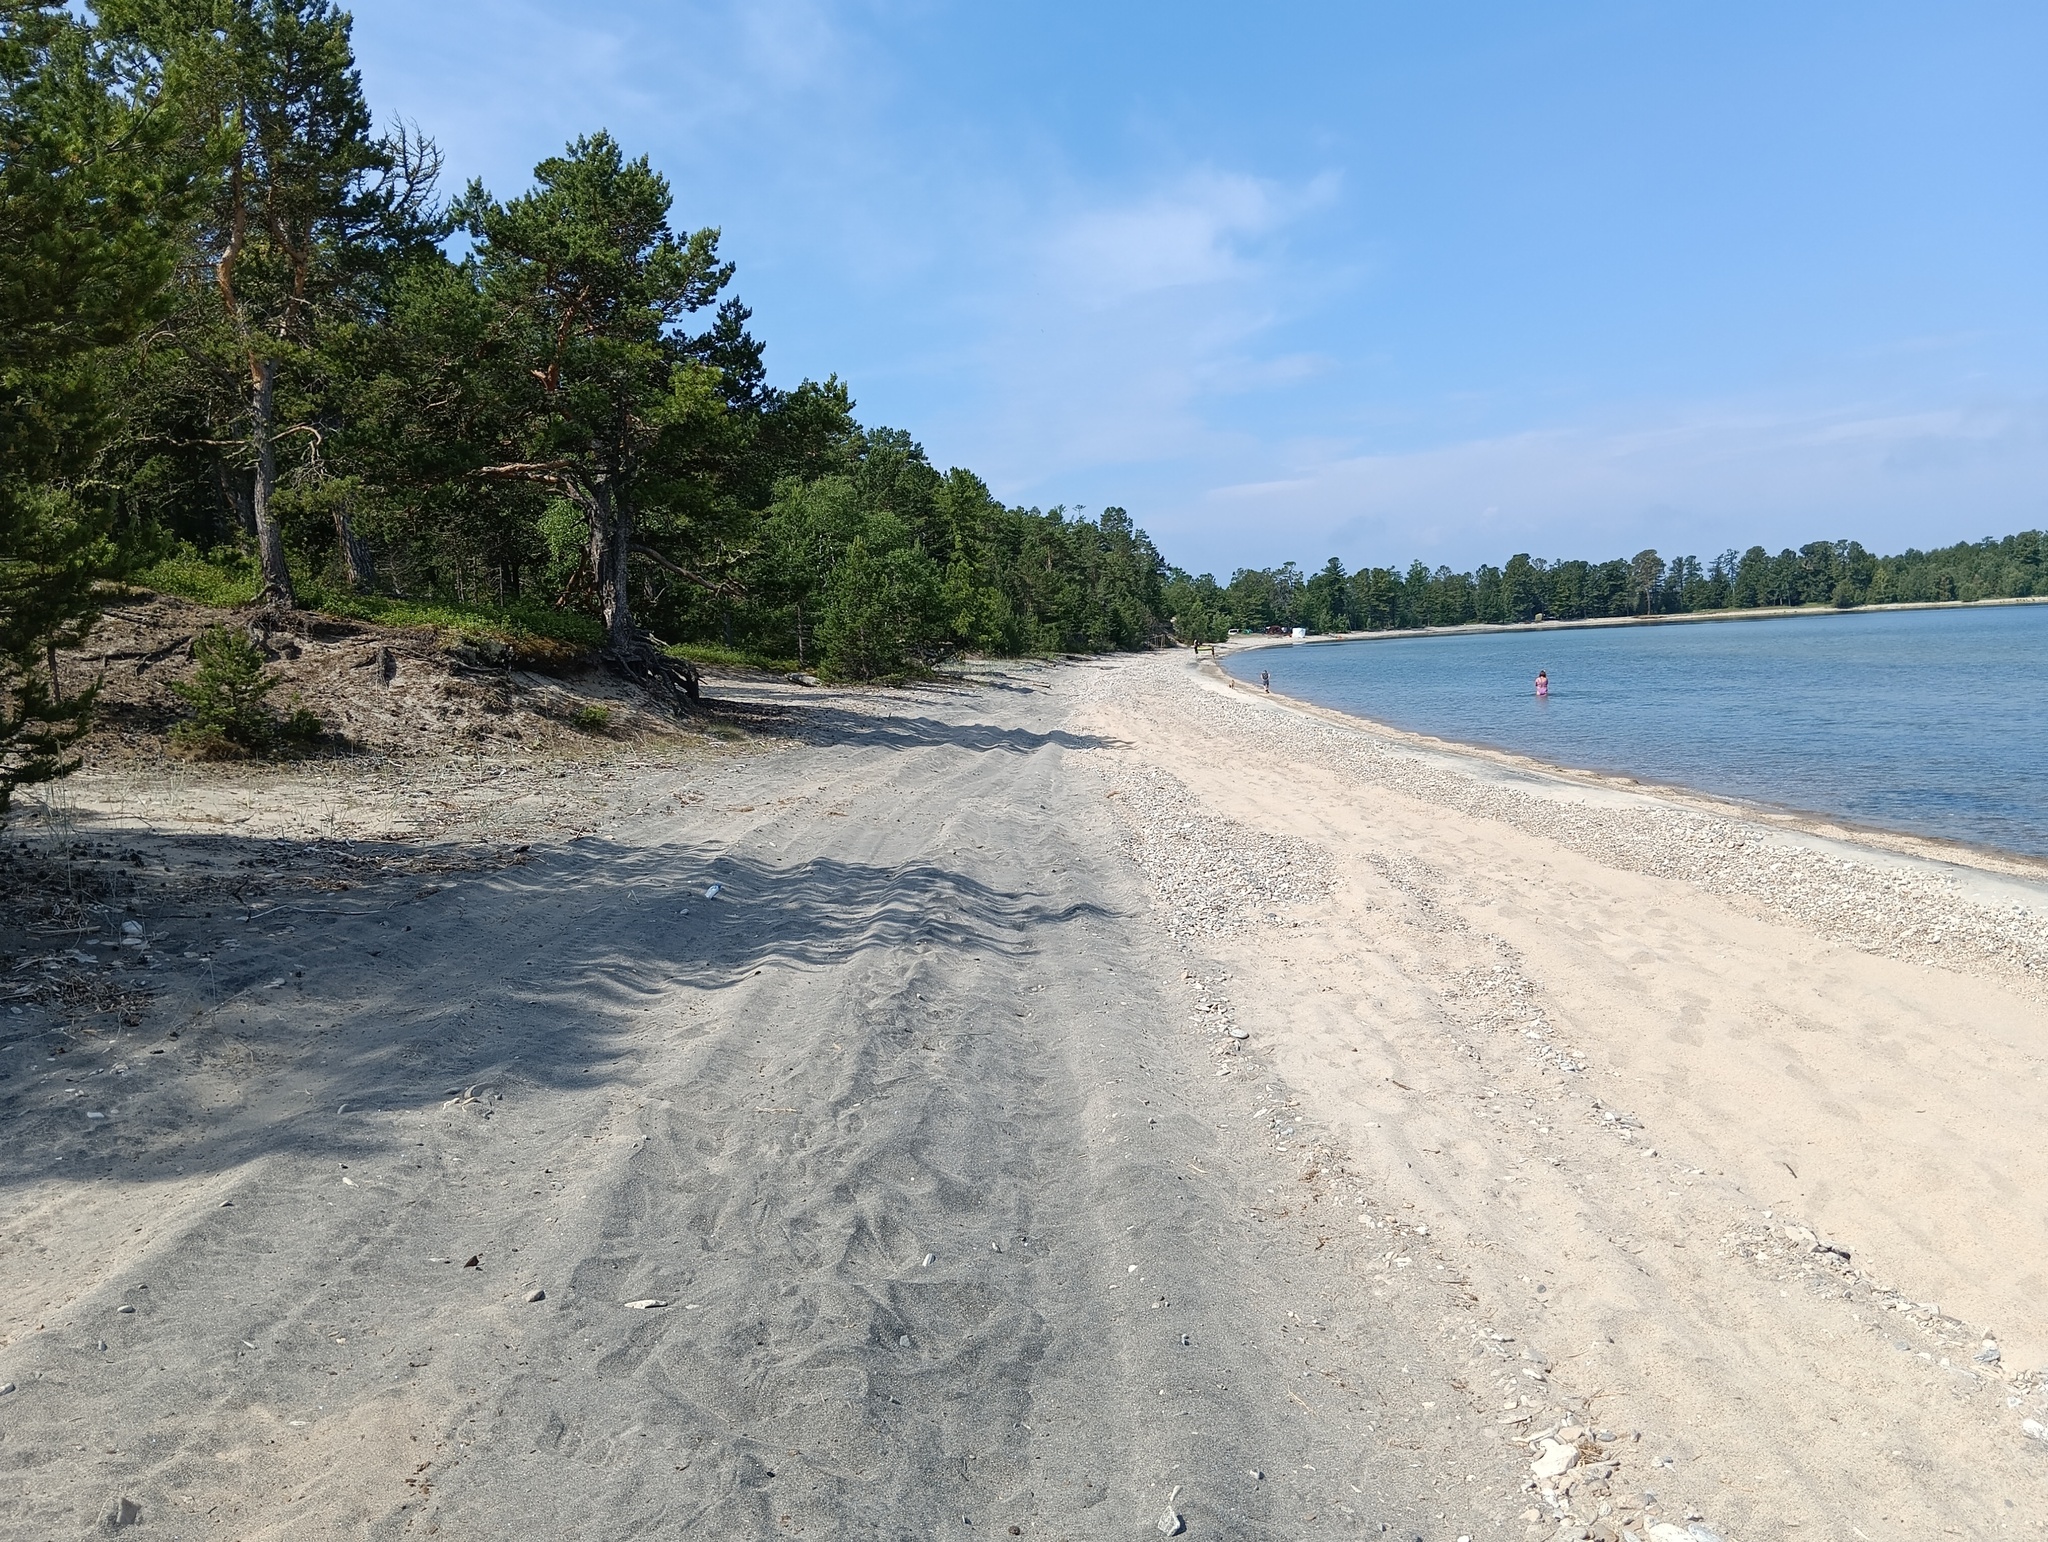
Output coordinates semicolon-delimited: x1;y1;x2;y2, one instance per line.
921;167;1344;491
1181;396;2048;571
1043;170;1335;306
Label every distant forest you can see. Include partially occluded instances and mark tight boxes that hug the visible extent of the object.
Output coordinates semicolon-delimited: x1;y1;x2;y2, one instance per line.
1166;531;2048;639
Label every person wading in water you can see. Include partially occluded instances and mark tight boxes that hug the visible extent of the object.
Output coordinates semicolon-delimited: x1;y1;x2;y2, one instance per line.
1535;669;1550;698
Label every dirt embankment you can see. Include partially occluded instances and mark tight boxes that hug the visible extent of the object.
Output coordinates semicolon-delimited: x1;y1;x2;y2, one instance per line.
53;591;756;766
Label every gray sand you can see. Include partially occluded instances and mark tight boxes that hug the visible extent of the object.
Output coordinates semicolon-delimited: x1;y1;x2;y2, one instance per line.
8;653;2043;1539
2;666;1504;1537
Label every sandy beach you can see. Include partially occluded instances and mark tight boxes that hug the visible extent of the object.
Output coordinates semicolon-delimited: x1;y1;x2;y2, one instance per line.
3;651;2044;1539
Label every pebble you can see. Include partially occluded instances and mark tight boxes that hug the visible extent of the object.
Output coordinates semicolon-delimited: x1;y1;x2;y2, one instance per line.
524;1289;546;1303
121;921;143;936
0;1382;14;1395
2022;1418;2048;1442
116;1305;135;1314
1530;1439;1579;1480
1156;1485;1184;1535
623;1299;667;1310
705;883;722;899
110;1497;141;1528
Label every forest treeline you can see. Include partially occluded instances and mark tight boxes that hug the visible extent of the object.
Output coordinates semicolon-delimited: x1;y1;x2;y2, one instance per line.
1174;531;2048;637
0;0;1169;810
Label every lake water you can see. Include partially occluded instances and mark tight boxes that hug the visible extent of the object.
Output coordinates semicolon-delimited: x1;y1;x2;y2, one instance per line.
1223;604;2048;859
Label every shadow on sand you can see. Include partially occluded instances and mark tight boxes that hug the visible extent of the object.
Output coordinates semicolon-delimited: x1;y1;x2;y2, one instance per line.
0;835;1113;1190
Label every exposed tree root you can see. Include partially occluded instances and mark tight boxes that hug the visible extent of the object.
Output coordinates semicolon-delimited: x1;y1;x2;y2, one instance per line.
602;632;701;714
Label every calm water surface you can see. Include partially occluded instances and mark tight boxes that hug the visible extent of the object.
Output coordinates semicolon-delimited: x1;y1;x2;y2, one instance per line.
1224;605;2048;859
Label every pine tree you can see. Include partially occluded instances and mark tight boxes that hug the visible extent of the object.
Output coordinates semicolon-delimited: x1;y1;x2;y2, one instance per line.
0;1;198;816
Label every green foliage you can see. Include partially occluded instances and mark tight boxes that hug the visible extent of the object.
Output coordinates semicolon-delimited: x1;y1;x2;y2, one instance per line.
663;640;799;675
1162;569;1230;644
136;550;263;607
137;549;603;654
816;518;945;681
569;704;609;734
450;130;733;653
12;7;1172;699
170;624;318;756
1;0;202;817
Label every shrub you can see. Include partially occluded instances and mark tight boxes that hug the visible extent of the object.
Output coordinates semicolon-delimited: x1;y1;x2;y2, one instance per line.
818;524;945;681
170;626;321;757
569;704;610;734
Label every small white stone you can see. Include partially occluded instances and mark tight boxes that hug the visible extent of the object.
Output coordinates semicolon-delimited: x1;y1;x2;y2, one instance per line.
1529;1438;1578;1480
1156;1485;1184;1534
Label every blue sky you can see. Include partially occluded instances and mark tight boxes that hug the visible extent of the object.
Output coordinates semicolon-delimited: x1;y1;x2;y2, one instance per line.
345;1;2047;578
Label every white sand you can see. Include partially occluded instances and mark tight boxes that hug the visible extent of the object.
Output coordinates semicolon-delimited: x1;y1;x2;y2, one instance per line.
2;654;2043;1538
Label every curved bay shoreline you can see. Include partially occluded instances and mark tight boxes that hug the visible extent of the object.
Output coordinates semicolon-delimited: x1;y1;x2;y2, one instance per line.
1212;620;2048;890
1224;590;2048;651
1197;650;2048;986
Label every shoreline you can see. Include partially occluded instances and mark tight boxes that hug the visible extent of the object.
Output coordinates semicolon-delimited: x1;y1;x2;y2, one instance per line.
1216;589;2048;654
1203;605;2048;885
1193;654;2048;900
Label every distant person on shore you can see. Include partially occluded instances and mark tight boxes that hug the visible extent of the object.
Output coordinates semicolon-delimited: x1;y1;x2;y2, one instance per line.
1535;670;1549;698
1261;669;1271;693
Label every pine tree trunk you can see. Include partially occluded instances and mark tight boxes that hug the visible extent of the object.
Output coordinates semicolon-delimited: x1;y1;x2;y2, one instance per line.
575;475;698;710
216;460;255;537
332;496;373;591
249;359;297;609
585;476;634;654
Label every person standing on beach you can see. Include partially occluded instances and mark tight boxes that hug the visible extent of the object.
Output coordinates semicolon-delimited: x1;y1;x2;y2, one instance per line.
1261;670;1271;693
1535;670;1549;698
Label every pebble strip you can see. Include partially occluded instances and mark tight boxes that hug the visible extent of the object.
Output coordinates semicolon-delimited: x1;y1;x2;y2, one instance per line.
1101;762;1335;944
1095;659;2048;993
